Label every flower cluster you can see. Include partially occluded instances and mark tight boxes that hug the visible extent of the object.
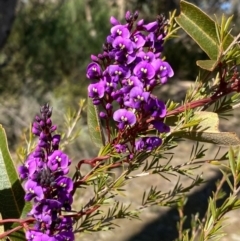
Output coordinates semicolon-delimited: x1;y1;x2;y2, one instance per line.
18;104;74;241
87;11;173;153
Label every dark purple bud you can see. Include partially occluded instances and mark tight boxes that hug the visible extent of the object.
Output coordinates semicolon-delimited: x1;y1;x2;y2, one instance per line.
50;125;57;133
137;19;144;27
46;118;52;127
39;120;45;128
35;115;41;122
133;11;139;20
52;134;61;148
98;53;103;59
106;103;112;110
143;21;158;32
99;112;107;118
92;99;101;105
110;16;120;26
125;11;131;22
38;140;48;148
91;54;99;62
32;126;41;136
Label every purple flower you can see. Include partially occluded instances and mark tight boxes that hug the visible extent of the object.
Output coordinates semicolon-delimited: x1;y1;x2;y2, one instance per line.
111;25;130;39
47;150;70;174
152;59;174;83
115;144;127;153
88;81;105;99
145;97;166;118
55;231;74;241
125;86;149;109
58;191;73;211
24;180;44;201
137;51;155;63
133;61;155;80
121;76;143;93
107;65;130;83
113;109;136;129
86;62;102;79
151;120;170;133
26;231;56;241
19;104;74;240
103;75;117;93
112;36;134;54
131;32;146;49
135;136;162;151
55;176;73;193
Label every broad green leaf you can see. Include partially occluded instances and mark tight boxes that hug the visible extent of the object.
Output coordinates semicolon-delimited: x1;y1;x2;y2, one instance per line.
176;1;240;67
0;125;26;240
175;1;220;60
196;60;218;71
172;112;240;146
87;97;105;148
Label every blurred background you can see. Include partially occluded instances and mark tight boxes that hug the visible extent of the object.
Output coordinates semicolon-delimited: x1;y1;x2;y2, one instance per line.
1;1;240;240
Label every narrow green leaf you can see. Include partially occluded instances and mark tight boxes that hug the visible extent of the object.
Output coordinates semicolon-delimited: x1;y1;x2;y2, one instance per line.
172;112;240;146
87;96;105;148
0;125;26;241
175;1;220;60
228;147;236;175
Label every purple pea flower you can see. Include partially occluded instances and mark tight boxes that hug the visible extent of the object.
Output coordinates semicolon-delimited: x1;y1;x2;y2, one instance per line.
152;59;174;83
113;109;136;129
135;136;162;151
111;25;130;39
151;120;170;133
103;75;117;93
107;64;130;83
131;32;146;49
125;86;150;109
121;76;143;93
86;62;102;79
145;97;167;118
55;231;74;241
26;231;56;241
47;150;70;174
137;51;155;63
24;180;44;201
88;81;105;99
112;36;134;54
58;191;73;211
133;61;155;80
55;176;73;193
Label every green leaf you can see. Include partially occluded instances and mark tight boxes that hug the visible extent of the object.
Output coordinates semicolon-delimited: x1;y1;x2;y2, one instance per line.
175;1;220;60
172;112;240;146
0;125;26;240
87;96;105;148
196;60;219;71
175;1;240;67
